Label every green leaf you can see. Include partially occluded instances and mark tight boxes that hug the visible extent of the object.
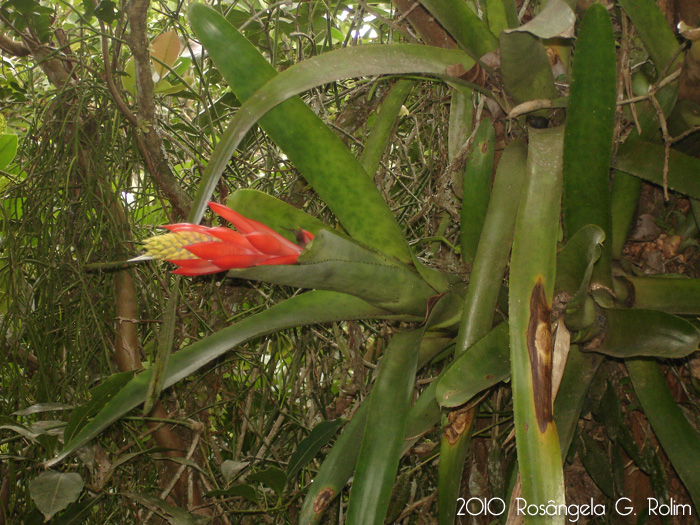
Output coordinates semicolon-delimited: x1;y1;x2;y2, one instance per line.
206;483;258;503
300;403;369;524
225;189;328;244
509;125;566;512
554;345;604;458
47;291;407;468
485;0;519;34
626;359;700;509
438;136;524;520
346;330;421;525
500;32;558;105
144;279;180;415
579;433;615;498
359;79;414;178
562;3;616;290
613;275;700;315
598;382;649;472
611;70;678;258
437;322;510;407
417;0;498;58
153;79;187;95
554;225;605;300
123;492;209;524
13;403;72;416
188;4;474;263
421;287;464;332
0;134;18;170
29;471;84;521
403;381;442;452
589;309;700;359
287;419;344;481
121;57;136;94
300;332;451;524
48;496;99;524
221;460;248;484
555;225;606;335
618;0;680;73
94;0;118;24
613;140;700;200
227;230;434;316
459;118;495;265
63;370;136;445
438;410;475;525
448;86;473;163
7;0;41;16
456;139;527;356
248;466;286;495
610;0;682;257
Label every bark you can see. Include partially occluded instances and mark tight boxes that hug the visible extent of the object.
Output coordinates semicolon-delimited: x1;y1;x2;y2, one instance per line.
114;271;141;371
113;268;203;509
0;33;30;56
125;0;191;219
16;34;72;88
391;0;457;49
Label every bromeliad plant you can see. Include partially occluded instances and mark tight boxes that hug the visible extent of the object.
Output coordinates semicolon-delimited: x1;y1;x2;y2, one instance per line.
45;1;700;523
135;201;314;275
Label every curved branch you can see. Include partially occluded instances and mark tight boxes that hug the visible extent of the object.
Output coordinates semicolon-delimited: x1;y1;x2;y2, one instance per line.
0;32;30;56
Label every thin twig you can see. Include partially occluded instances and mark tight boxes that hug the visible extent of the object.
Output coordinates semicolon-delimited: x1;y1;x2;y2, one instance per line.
648;94;671;200
671;124;700;144
395;492;437;521
194;474;233;525
99;21;138;127
144;422;204;522
618;14;642;135
394;0;422;25
616;69;681;106
356;0;416;42
518;0;531;21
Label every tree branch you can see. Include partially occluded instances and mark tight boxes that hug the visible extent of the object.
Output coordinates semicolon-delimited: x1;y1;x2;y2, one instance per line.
0;32;30;56
125;0;191;219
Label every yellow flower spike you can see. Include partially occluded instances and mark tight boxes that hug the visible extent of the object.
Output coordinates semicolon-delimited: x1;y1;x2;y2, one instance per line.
142;231;216;261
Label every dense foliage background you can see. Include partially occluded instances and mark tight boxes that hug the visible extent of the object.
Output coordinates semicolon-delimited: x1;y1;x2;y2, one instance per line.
1;0;700;523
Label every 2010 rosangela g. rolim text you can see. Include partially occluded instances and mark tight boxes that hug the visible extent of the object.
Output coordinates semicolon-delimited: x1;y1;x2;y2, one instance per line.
456;496;692;522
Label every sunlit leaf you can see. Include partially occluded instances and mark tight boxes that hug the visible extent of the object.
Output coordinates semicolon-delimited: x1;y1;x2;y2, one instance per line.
0;134;17;170
151;30;181;81
505;0;575;39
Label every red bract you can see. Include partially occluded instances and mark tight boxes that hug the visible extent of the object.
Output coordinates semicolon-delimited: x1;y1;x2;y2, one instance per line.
141;202;314;275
